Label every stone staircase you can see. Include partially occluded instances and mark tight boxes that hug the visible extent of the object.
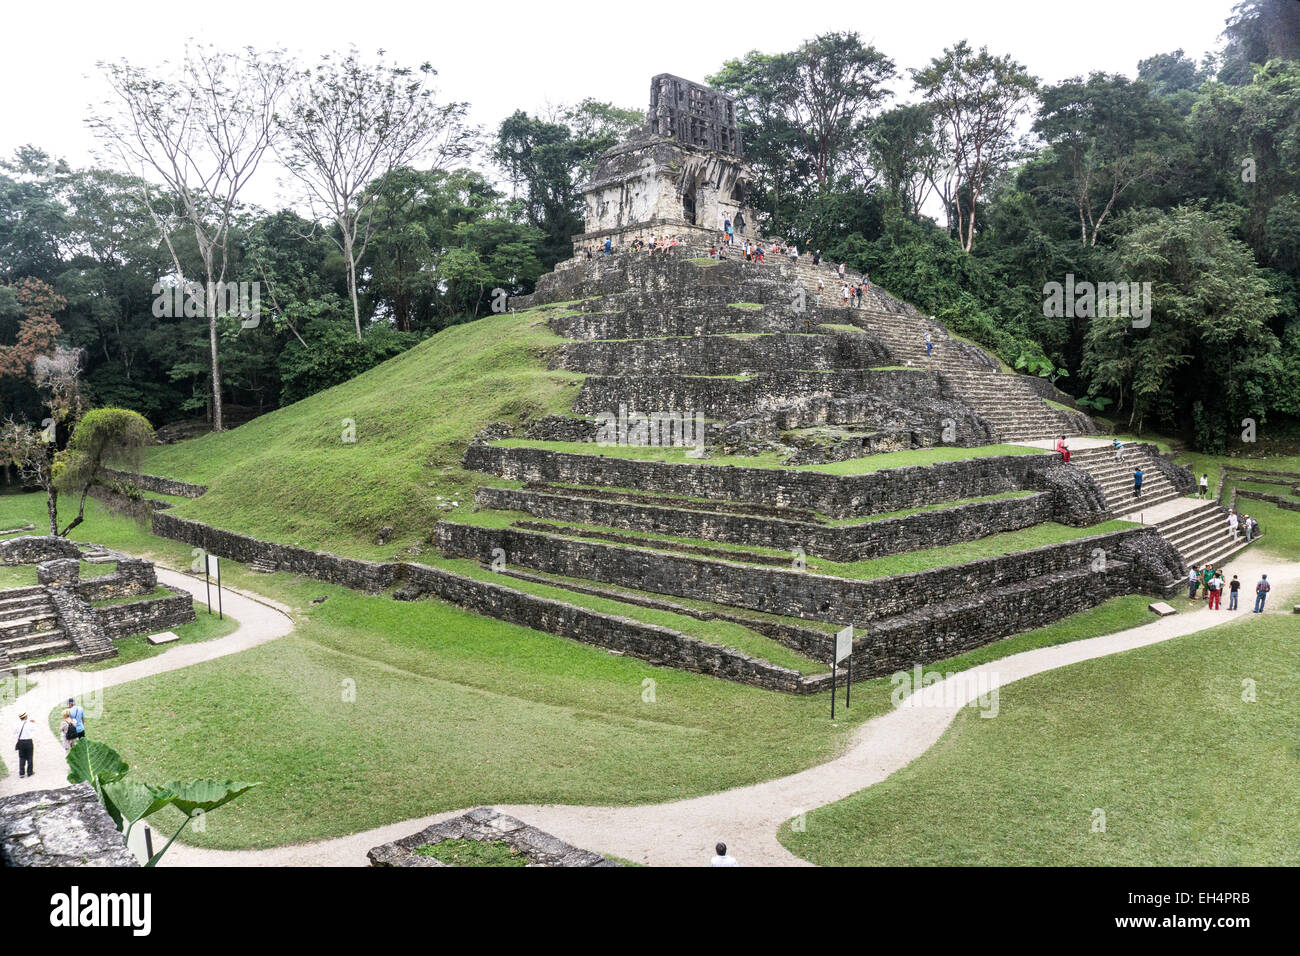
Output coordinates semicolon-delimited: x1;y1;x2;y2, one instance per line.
1070;446;1184;515
0;586;78;672
530;251;1092;448
1155;500;1256;571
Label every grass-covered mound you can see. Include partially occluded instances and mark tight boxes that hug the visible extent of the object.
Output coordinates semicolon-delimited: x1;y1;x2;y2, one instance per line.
141;305;584;557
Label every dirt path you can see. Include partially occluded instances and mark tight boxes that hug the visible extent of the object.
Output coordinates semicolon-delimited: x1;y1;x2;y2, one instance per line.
0;568;293;796
158;549;1298;868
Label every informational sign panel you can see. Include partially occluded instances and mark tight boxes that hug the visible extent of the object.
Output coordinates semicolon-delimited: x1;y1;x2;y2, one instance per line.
835;625;853;664
206;553;220;576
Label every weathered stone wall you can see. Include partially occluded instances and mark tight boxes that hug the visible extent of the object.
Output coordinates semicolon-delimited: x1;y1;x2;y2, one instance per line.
1143;447;1197;496
46;587;116;663
465;443;1051;518
573;368;954;420
433;521;1162;624
849;564;1107;675
100;468;208;499
369;806;619;867
476;485;1055;561
152;512;397;592
74;558;157;602
37;557;80;587
94;585;196;642
554;329;890;376
0;535;80;566
0;784;137;867
1030;462;1111;526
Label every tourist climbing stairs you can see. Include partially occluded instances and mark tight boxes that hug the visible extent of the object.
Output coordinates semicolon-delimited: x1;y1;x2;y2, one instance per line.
1070;446;1184;515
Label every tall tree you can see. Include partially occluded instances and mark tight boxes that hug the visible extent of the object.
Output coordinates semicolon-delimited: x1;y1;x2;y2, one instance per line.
1035;73;1180;246
711;33;896;192
277;49;475;339
90;45;291;431
913;41;1038;252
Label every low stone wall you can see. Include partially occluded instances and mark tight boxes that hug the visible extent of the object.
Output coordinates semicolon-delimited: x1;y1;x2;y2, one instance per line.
433;521;1163;625
465;444;1050;519
74;558;157;602
101;468;208;499
0;784;137;867
95;586;196;642
0;535;80;566
46;587;116;663
152;512;398;592
369;807;619;867
1142;445;1196;495
476;485;1055;561
398;562;809;691
149;511;812;692
849;565;1106;676
1234;488;1300;513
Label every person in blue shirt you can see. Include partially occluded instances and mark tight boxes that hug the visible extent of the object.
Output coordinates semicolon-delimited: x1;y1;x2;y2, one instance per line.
66;697;86;742
1133;467;1144;498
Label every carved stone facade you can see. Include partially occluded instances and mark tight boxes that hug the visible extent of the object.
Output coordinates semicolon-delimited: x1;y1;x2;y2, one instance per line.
576;75;760;250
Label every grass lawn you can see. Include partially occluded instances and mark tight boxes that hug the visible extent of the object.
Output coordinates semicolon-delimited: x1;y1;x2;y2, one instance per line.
0;492;1174;851
80;610;240;671
779;608;1300;865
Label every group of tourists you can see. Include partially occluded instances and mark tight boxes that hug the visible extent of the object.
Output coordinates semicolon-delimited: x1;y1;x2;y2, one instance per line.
1188;565;1271;612
12;697;86;778
1226;507;1261;543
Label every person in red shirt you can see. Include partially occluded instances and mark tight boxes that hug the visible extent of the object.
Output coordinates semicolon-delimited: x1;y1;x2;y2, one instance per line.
1056;436;1071;464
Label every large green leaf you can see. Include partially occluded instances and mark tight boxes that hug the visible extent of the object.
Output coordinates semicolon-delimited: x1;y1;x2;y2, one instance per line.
66;740;130;830
66;739;129;789
162;779;260;817
103;780;174;826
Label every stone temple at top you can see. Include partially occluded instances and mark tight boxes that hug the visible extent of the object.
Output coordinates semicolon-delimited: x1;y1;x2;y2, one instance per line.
575;74;761;253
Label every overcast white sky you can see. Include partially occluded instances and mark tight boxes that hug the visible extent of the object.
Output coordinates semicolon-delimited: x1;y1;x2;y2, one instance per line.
2;0;1237;209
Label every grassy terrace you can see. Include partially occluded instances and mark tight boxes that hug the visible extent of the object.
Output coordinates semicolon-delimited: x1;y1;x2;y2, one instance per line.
433;555;827;674
3;490;1165;849
490;439;1046;474
455;507;1137;581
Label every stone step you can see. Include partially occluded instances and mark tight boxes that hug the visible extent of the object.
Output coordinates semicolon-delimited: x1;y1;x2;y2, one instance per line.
0;627;68;652
0;593;53;612
0;586;47;603
0;612;60;635
0;602;56;624
6;637;74;663
1110;487;1183;515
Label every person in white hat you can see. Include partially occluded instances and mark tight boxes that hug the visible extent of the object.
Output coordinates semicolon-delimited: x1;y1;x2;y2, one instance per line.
14;711;37;778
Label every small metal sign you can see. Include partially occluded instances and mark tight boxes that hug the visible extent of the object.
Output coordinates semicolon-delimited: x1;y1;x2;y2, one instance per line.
835;625;853;663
